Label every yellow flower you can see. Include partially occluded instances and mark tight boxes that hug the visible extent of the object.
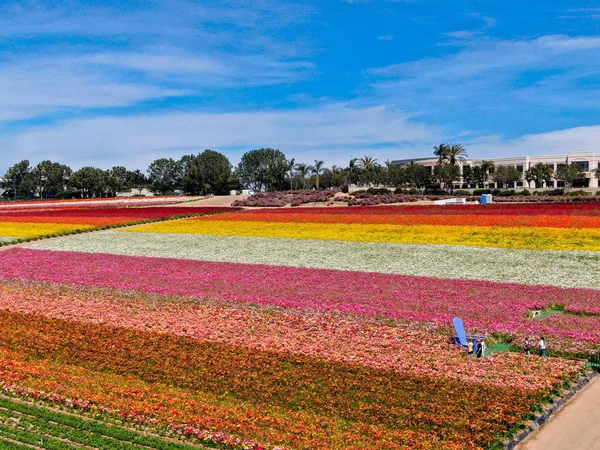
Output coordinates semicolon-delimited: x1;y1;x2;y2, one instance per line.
0;222;94;240
123;219;600;251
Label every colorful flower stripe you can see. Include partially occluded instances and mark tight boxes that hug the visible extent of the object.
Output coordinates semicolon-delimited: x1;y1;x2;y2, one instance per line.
241;204;600;216
200;211;600;229
0;278;582;387
0;309;572;450
25;232;600;289
2;248;599;353
0;215;146;226
0;222;95;239
0;207;235;240
123;219;600;251
0;206;236;219
0;196;201;210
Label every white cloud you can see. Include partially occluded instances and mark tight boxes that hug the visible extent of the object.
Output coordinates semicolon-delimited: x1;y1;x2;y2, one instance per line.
467;126;600;158
0;104;442;170
367;34;600;117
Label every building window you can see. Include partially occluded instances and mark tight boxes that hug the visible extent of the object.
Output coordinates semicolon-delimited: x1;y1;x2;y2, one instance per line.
573;161;589;171
516;165;524;173
557;181;565;188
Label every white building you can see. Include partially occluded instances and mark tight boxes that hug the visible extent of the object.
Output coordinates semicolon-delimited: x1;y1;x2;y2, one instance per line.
0;176;6;196
392;152;600;189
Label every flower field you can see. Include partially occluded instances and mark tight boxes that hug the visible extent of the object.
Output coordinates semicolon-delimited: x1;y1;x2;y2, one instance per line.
0;203;598;449
0;203;234;243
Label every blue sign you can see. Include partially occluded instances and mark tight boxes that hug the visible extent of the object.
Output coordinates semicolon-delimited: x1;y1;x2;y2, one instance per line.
453;317;467;347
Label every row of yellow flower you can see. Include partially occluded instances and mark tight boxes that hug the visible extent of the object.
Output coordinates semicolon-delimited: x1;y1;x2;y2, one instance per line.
0;222;94;240
125;219;600;251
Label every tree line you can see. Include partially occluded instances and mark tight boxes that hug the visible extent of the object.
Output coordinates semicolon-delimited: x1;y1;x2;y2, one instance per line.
3;146;597;199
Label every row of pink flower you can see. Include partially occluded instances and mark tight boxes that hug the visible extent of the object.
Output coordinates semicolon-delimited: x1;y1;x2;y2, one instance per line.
0;248;598;353
0;278;581;390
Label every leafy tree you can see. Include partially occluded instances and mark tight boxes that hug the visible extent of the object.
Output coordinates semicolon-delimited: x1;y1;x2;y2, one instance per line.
126;170;147;195
479;160;495;186
4;160;31;199
70;167;108;197
525;163;554;188
183;150;232;195
147;158;182;194
236;148;289;192
555;164;586;192
405;161;432;188
386;162;406;187
434;163;461;192
106;166;128;196
26;161;72;198
491;166;522;189
309;160;325;190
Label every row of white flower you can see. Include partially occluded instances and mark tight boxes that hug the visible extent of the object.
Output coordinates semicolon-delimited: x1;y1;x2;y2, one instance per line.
0;196;202;210
26;231;600;289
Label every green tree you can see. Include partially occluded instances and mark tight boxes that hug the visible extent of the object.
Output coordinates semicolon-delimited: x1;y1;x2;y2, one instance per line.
106;166;128;196
27;161;72;198
147;158;182;194
185;150;232;195
4;160;31;199
525;163;554;188
405;161;431;188
309;160;325;190
357;156;380;187
71;167;108;198
433;143;450;164
126;170;147;195
294;163;310;190
491;166;522;189
555;164;586;192
479;160;495;186
445;144;468;166
236;148;289;192
434;163;461;192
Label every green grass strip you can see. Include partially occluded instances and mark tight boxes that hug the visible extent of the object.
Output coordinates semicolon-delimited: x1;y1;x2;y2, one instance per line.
0;397;204;450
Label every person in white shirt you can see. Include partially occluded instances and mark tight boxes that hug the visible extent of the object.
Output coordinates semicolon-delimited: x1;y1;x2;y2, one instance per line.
539;336;547;358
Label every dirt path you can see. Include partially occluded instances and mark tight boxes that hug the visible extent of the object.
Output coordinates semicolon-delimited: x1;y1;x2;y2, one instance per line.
172;195;248;207
518;375;600;450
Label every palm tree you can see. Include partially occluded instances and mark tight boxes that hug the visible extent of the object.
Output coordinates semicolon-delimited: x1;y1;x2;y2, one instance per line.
480;160;495;185
295;163;310;190
287;158;295;190
310;160;325;190
358;155;378;170
445;144;468;166
433;143;450;163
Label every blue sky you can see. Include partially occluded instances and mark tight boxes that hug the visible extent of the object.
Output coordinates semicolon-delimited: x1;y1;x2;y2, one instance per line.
1;0;600;171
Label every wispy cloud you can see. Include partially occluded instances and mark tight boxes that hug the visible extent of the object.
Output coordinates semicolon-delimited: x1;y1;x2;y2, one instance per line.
0;104;442;169
0;0;318;123
367;34;600;123
378;35;395;41
467;126;600;158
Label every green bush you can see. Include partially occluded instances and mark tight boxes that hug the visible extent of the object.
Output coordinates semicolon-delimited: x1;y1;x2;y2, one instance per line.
567;190;591;196
341;184;349;194
453;190;471;196
366;187;391;195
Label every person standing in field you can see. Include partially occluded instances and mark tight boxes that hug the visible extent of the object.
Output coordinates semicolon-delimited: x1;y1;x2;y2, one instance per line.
539;336;547;358
467;340;474;358
476;338;486;358
524;338;531;356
